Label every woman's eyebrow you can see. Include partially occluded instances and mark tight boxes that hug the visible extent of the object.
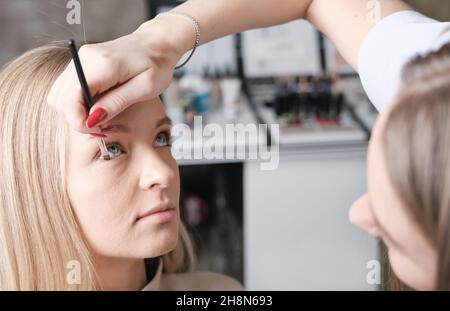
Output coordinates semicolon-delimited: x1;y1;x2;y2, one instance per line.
102;124;131;134
86;116;173;140
103;116;172;134
155;116;172;128
85;125;129;141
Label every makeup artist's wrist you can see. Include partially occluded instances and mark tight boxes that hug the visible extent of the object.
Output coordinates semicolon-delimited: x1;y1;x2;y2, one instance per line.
134;14;197;69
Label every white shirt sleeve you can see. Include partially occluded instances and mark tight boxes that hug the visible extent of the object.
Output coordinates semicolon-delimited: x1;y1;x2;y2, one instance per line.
358;11;450;112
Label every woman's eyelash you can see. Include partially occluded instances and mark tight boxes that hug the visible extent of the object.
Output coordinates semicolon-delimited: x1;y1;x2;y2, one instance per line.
96;142;124;160
155;130;172;147
95;130;172;160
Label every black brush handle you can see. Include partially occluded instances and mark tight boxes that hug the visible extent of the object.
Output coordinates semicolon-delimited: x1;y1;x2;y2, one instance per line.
68;39;94;112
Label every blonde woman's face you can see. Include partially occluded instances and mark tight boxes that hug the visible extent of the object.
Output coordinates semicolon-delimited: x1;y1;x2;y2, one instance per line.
349;104;437;290
66;99;180;260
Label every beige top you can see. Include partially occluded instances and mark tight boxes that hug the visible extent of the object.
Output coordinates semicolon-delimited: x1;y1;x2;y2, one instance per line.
141;258;243;291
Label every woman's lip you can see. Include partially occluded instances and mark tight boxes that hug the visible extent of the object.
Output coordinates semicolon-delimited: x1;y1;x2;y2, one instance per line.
137;208;176;224
137;203;176;223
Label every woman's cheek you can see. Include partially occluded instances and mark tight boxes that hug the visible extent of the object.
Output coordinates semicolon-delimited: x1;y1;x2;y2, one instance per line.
388;248;433;290
68;161;126;211
169;160;181;199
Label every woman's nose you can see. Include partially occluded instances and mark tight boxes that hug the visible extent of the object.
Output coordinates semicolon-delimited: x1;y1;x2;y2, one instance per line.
349;193;380;237
138;151;175;191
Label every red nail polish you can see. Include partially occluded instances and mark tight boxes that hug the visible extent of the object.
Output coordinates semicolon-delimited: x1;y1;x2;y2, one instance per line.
89;132;108;138
101;125;114;132
86;108;108;128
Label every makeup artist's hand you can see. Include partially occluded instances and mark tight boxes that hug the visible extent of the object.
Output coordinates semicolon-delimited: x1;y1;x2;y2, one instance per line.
47;16;193;133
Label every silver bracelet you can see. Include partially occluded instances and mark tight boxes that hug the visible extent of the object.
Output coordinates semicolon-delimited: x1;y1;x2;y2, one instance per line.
157;12;201;70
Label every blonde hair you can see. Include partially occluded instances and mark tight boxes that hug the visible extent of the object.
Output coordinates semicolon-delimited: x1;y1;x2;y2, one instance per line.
0;43;195;290
382;42;450;290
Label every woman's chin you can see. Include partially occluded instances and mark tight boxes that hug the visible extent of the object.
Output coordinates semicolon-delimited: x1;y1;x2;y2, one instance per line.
134;226;180;258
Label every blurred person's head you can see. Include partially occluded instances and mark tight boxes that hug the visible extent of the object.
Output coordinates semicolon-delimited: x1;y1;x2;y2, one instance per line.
0;43;194;290
350;43;450;290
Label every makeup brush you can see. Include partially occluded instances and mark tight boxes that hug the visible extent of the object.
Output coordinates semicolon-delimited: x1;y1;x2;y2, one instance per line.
68;39;110;160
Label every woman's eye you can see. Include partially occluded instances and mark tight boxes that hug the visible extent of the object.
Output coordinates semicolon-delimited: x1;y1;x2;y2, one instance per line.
154;131;171;147
97;142;124;160
107;144;124;157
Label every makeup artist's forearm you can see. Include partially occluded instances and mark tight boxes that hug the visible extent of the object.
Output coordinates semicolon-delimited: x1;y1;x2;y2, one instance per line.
173;0;314;44
137;0;411;69
138;0;314;57
305;0;411;69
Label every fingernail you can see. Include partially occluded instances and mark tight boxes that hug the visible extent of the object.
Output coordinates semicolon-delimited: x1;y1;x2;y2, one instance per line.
89;133;108;138
86;108;108;128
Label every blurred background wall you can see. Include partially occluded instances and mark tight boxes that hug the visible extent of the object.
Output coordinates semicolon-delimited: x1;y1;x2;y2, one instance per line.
0;0;148;66
405;0;450;21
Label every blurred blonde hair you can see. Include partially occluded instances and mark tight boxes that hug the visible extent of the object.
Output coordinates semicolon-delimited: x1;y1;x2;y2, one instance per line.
0;43;195;290
382;42;450;290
